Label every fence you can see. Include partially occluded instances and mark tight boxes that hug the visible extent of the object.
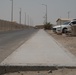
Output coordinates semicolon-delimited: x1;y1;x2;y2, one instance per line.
0;19;27;32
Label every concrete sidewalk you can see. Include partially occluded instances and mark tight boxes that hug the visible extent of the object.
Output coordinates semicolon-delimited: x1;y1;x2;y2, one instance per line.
0;29;76;67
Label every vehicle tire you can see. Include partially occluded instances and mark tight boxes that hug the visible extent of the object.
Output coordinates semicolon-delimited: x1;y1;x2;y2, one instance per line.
62;28;67;33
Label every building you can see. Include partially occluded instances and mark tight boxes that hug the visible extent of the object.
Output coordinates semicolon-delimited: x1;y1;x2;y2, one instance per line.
56;18;71;25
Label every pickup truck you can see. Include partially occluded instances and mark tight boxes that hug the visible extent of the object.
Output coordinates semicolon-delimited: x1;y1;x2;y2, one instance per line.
53;19;76;33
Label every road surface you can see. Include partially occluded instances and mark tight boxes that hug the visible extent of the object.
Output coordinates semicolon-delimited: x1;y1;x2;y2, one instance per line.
0;29;76;67
0;28;38;63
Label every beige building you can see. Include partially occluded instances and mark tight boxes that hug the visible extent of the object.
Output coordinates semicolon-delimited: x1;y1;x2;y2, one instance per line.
56;18;71;25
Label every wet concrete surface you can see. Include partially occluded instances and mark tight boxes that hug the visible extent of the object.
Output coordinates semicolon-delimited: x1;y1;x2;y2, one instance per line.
0;29;76;67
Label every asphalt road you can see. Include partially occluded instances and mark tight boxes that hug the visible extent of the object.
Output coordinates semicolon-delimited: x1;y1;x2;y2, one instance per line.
0;28;38;63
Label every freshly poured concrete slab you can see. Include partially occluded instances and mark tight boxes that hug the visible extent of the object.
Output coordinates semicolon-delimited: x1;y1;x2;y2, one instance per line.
0;30;76;66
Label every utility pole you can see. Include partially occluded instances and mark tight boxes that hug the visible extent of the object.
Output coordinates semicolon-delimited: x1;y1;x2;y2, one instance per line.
30;18;32;26
68;11;70;19
10;0;13;22
42;4;47;24
25;13;26;25
46;5;47;24
19;8;21;24
28;15;29;26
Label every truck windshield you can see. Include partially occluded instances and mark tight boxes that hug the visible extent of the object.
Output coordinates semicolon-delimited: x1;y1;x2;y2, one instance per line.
63;22;70;25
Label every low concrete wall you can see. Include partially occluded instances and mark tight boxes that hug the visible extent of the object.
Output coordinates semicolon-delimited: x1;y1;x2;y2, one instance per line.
71;25;76;36
0;66;76;75
0;19;27;32
0;66;56;74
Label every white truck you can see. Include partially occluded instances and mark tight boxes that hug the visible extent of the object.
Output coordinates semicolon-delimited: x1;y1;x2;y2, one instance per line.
53;19;76;34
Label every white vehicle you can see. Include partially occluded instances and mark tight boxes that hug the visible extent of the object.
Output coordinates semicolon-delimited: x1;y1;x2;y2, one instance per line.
53;19;76;33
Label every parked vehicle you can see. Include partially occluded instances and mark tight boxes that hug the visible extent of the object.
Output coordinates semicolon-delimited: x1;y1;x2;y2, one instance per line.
53;19;76;34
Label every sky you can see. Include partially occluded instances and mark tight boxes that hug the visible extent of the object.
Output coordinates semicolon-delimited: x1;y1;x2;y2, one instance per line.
0;0;76;26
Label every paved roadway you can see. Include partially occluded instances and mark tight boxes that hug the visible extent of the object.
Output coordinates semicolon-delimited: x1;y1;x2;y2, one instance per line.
1;29;76;67
0;28;38;63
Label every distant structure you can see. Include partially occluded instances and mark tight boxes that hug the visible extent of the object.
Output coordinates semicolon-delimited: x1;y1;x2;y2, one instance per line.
56;18;71;25
35;25;44;29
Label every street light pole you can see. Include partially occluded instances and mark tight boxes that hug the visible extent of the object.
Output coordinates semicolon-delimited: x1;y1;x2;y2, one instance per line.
25;12;26;25
10;0;13;22
46;5;47;24
28;15;29;26
68;11;70;19
42;4;47;24
19;8;21;24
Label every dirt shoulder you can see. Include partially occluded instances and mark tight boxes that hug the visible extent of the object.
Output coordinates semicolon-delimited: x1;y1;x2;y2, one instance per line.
46;30;76;56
